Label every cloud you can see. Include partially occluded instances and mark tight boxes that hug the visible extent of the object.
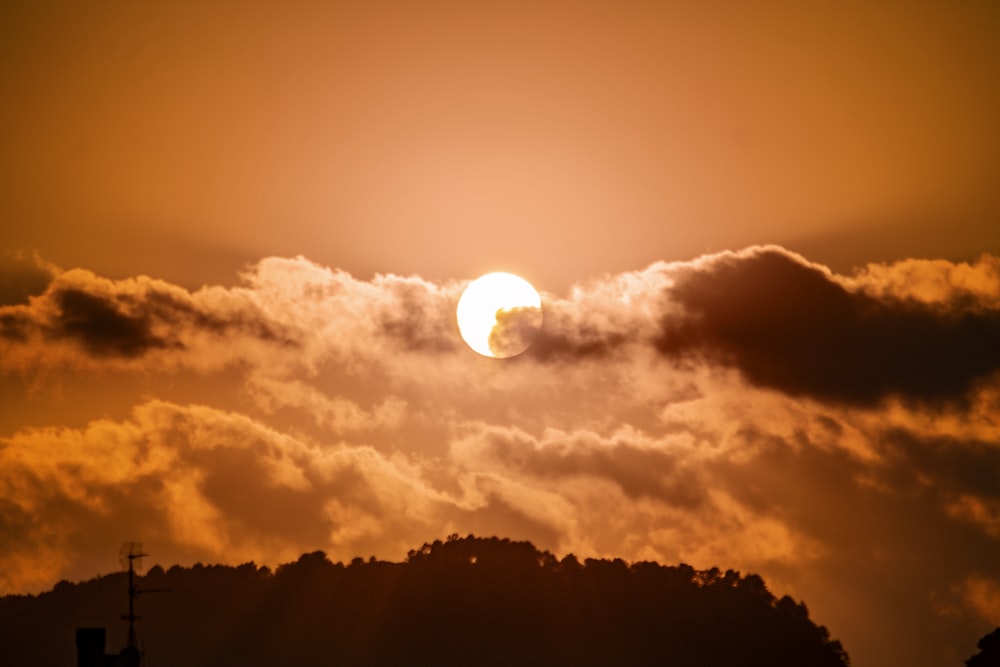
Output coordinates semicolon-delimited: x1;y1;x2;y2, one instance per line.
0;257;466;377
489;305;543;358
845;254;1000;306
246;374;407;434
237;257;461;355
526;264;673;361
961;575;1000;625
654;246;1000;406
0;252;59;307
0;268;296;375
446;419;825;570
451;423;703;506
0;400;461;594
51;287;175;357
517;246;1000;409
14;247;998;409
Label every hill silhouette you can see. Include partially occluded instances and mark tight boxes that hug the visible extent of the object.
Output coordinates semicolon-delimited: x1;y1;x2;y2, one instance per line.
0;535;850;666
966;627;1000;667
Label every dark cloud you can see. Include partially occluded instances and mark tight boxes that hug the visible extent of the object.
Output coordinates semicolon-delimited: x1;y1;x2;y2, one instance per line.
381;315;459;353
374;277;462;353
380;305;459;353
0;252;56;307
0;313;29;342
52;288;171;357
1;271;298;362
474;427;705;506
489;306;543;358
523;298;635;361
880;429;1000;502
656;247;1000;406
135;288;296;345
526;327;625;362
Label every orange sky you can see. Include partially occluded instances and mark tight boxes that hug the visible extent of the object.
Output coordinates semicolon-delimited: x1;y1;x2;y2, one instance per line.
2;1;998;290
2;3;1000;667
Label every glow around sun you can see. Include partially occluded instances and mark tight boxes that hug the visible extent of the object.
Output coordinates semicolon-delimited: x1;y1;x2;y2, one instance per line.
456;272;543;358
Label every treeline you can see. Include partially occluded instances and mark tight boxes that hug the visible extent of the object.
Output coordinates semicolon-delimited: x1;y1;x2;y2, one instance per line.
1;535;850;666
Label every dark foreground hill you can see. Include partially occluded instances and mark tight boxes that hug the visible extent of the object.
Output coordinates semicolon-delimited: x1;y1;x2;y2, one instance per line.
1;535;849;667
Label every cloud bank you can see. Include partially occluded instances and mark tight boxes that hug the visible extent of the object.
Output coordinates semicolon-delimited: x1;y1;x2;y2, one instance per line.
1;246;999;667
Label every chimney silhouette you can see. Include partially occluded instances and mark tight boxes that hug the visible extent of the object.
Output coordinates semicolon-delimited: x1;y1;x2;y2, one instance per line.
75;628;107;667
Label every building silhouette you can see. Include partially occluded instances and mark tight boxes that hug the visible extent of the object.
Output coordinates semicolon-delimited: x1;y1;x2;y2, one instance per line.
75;628;139;667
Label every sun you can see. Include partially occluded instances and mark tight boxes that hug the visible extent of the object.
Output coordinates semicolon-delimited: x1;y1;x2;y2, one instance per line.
456;272;543;358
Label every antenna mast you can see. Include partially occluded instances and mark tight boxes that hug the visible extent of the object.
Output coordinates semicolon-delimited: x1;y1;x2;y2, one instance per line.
119;542;147;651
118;542;169;666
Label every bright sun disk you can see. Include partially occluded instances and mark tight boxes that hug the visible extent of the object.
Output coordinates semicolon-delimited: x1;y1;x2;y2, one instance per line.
456;272;542;358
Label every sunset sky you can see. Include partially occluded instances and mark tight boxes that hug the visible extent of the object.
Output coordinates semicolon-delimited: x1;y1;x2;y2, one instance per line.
2;2;999;666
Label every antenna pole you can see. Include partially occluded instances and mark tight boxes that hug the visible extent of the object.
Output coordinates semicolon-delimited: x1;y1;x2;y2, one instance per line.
123;551;146;650
117;542;168;666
